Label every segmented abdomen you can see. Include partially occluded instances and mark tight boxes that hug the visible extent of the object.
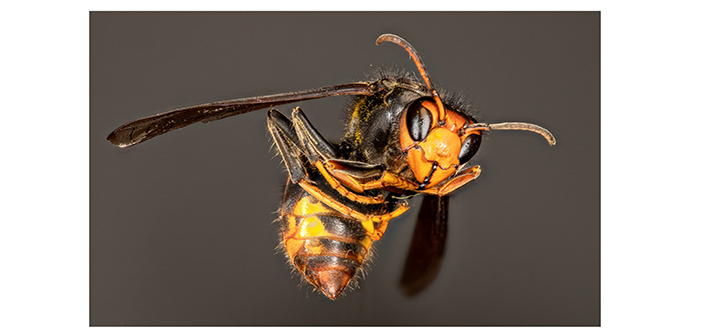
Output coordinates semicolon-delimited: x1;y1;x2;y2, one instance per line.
280;180;373;300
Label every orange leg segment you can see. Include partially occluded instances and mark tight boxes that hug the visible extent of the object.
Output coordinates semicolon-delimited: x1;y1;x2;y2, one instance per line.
298;180;409;240
423;165;481;196
313;161;385;204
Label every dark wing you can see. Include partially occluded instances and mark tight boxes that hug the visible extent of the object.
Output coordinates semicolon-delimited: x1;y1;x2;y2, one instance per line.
399;194;449;297
107;82;380;148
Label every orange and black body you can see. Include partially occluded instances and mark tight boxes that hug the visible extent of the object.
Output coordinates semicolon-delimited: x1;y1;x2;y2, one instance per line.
279;181;373;300
107;34;556;300
279;174;405;299
268;108;407;299
341;71;483;192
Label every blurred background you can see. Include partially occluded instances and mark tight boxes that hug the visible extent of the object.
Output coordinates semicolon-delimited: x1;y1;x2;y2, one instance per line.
91;12;599;326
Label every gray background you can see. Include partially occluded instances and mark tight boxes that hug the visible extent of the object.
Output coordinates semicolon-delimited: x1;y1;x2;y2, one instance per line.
91;12;599;326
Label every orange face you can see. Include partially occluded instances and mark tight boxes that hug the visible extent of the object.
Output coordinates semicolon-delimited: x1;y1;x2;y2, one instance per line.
399;98;480;189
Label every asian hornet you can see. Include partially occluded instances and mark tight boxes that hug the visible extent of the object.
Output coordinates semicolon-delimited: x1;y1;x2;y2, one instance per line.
107;34;556;300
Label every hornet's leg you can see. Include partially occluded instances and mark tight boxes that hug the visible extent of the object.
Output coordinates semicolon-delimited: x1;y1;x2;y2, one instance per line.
423;164;481;196
356;164;481;197
269;108;410;235
267;109;308;184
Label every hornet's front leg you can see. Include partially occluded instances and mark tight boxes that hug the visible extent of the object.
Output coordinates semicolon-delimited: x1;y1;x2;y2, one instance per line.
421;164;481;196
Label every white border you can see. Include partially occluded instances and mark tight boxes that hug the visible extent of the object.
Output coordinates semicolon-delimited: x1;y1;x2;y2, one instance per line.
4;1;701;335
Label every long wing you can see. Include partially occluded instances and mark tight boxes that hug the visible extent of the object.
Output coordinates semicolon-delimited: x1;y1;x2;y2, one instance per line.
107;82;379;148
399;194;449;296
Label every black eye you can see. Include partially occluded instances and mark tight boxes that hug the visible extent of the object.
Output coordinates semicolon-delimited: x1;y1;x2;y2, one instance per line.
458;133;482;165
405;99;433;142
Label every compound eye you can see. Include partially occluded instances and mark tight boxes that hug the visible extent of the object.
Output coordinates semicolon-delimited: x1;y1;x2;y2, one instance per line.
405;98;434;142
458;133;482;165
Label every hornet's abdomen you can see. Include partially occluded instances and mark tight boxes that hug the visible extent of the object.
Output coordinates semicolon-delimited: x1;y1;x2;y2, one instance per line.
280;181;373;300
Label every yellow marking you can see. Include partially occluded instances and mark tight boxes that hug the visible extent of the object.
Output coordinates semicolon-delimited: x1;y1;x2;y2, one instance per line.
293;195;334;217
358;236;372;252
284;238;304;258
304;238;324;255
298;217;330;238
298;180;410;231
349;102;364;144
286;216;298;235
360;220;376;239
